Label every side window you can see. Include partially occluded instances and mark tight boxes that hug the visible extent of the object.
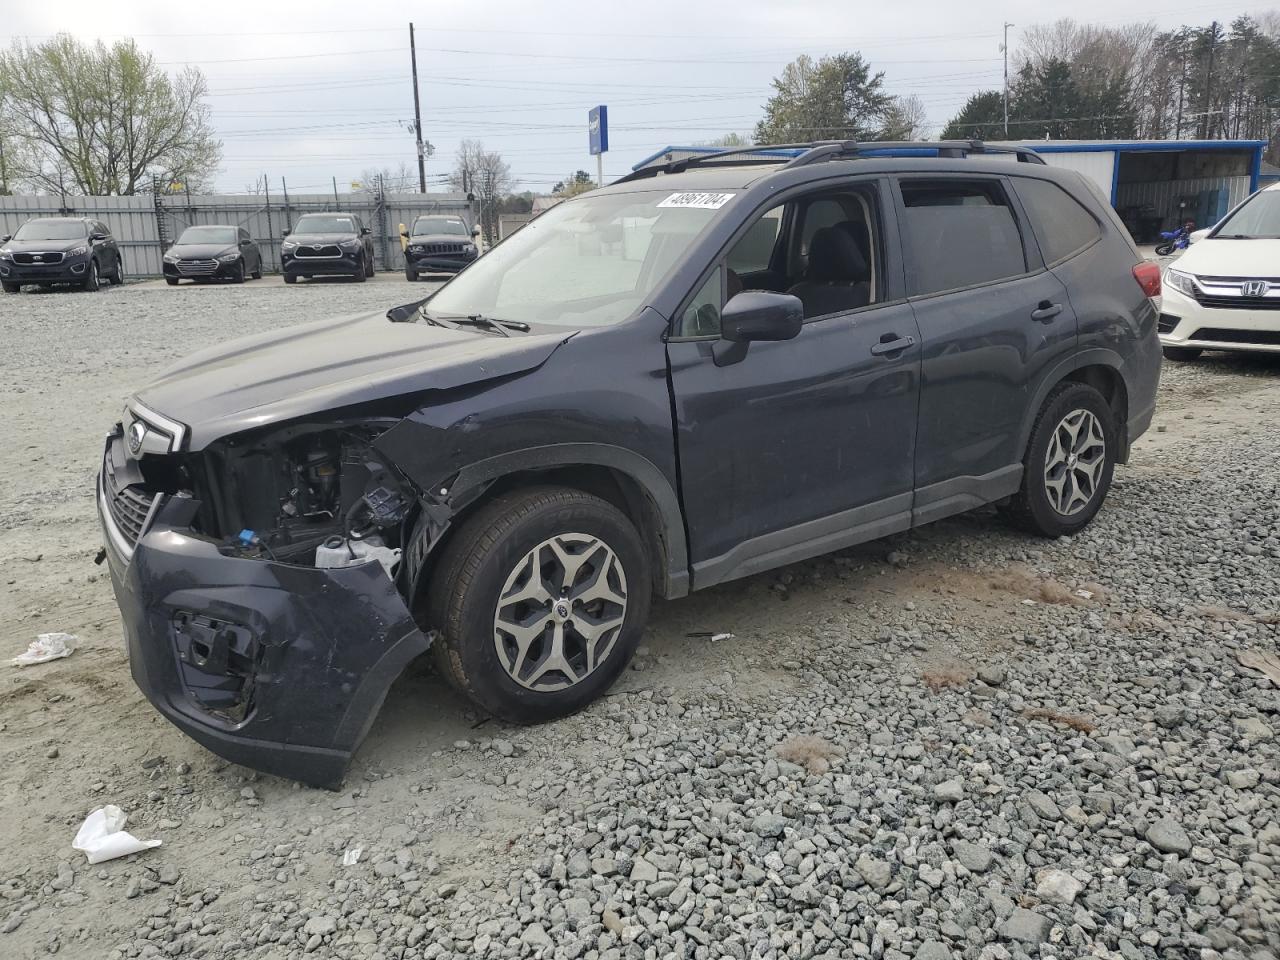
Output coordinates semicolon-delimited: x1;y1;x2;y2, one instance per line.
677;267;723;338
1011;177;1102;265
899;179;1027;295
798;198;847;260
726;205;782;275
239;228;251;244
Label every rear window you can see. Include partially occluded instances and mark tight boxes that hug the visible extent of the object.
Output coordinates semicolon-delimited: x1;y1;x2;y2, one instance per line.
1012;177;1101;264
899;180;1026;295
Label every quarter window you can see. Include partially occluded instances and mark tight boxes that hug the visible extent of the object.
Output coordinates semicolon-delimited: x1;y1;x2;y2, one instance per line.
726;205;782;274
678;267;723;337
899;179;1027;295
1012;177;1101;264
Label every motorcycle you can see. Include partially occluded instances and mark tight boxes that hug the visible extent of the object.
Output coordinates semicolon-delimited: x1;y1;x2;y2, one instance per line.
1155;223;1194;257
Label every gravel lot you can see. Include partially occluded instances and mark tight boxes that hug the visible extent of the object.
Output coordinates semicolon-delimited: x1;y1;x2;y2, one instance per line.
0;276;1277;960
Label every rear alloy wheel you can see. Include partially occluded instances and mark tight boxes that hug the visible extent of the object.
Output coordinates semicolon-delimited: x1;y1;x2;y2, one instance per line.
428;487;651;723
82;260;100;292
1162;346;1202;362
1004;381;1115;538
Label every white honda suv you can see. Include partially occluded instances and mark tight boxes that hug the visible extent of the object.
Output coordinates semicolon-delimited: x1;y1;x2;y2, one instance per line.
1159;182;1280;360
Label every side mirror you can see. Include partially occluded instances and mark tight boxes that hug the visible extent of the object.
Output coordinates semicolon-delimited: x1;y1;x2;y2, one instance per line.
471;226;481;237
1;235;11;243
720;291;803;343
361;226;371;236
282;228;291;237
90;232;107;242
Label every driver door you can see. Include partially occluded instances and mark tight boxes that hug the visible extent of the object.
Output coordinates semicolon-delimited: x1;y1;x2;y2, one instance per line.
666;178;922;589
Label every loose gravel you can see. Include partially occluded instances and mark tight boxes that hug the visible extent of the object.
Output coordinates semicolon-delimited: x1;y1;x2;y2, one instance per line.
0;279;1277;960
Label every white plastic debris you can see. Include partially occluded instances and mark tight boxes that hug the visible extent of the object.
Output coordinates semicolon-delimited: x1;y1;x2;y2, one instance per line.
342;846;363;866
72;805;161;865
11;633;79;667
710;632;735;643
1074;588;1095;600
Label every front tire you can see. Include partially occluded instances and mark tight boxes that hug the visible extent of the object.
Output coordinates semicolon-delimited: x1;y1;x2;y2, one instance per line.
2;282;19;294
427;487;651;724
81;260;100;292
1004;382;1116;538
1155;242;1175;256
165;277;179;286
283;273;297;284
231;259;246;284
251;261;262;280
353;255;367;282
405;267;418;282
1162;346;1202;362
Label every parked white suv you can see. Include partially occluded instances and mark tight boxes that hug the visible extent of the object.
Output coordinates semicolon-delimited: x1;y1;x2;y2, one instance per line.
1160;182;1280;360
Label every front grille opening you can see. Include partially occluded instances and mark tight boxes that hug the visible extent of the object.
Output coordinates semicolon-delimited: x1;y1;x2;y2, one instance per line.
296;245;342;258
1193;292;1280;311
1190;327;1280;346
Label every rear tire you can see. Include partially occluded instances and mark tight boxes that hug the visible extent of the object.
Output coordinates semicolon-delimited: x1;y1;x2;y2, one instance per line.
1162;346;1202;362
251;262;262;280
110;257;124;285
1155;242;1175;256
2;282;19;294
1004;381;1116;539
427;487;651;724
365;252;375;277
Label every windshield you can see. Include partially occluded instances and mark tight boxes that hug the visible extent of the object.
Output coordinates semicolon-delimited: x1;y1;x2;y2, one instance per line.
13;220;86;241
1214;190;1280;238
177;226;237;245
427;190;728;327
413;217;469;237
294;216;356;234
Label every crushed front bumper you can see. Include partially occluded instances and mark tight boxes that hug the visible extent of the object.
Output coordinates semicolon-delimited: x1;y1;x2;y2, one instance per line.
98;455;429;788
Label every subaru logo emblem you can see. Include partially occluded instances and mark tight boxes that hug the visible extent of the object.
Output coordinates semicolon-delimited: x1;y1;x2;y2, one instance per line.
127;420;147;455
1241;280;1270;298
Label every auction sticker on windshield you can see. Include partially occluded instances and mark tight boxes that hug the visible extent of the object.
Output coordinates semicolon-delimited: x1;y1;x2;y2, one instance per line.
657;192;735;210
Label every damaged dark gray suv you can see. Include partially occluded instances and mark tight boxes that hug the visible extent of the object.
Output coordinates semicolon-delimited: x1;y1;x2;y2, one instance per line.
98;141;1162;787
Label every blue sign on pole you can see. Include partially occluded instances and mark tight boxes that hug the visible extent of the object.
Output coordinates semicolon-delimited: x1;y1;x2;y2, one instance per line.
589;105;609;156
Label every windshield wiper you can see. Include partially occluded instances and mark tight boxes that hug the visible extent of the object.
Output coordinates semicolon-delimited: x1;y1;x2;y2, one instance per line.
437;313;531;336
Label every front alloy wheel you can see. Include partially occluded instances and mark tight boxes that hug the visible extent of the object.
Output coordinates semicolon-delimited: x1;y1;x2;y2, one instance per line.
493;534;628;691
428;487;651;723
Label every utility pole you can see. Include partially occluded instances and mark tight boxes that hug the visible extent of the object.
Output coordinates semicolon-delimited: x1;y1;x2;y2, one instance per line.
410;23;427;193
1002;22;1014;138
1201;21;1219;139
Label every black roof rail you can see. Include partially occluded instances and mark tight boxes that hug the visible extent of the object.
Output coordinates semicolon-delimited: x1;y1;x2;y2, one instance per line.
617;138;1045;183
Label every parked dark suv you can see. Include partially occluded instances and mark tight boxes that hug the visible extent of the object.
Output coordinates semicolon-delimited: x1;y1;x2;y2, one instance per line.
1;217;124;293
401;214;480;280
97;141;1161;787
280;212;375;283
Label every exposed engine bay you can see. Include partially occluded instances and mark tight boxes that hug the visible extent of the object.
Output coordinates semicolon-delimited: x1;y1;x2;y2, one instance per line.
151;420;417;578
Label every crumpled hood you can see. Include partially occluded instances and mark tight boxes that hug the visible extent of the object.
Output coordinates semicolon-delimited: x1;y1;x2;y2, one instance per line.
1176;238;1280;277
134;310;572;450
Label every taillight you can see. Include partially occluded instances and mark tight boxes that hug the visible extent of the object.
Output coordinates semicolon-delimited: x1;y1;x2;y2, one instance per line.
1132;261;1162;299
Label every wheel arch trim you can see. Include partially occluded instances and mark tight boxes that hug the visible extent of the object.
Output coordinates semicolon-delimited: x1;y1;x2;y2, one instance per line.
1019;349;1131;461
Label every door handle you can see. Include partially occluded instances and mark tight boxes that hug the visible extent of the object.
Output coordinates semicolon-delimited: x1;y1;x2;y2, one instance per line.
1031;301;1063;322
870;334;915;356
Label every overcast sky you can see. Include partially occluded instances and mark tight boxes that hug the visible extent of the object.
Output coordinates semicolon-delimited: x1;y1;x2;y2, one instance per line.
0;0;1269;195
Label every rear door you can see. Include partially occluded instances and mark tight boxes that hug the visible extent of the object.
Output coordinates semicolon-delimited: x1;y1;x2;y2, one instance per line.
893;175;1078;522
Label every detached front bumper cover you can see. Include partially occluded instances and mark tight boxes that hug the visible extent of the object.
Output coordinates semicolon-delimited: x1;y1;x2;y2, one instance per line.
99;494;430;789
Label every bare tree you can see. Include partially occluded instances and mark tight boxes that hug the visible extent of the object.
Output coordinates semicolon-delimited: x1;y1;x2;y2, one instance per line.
880;95;930;139
358;161;416;195
448;139;512;244
0;34;220;195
